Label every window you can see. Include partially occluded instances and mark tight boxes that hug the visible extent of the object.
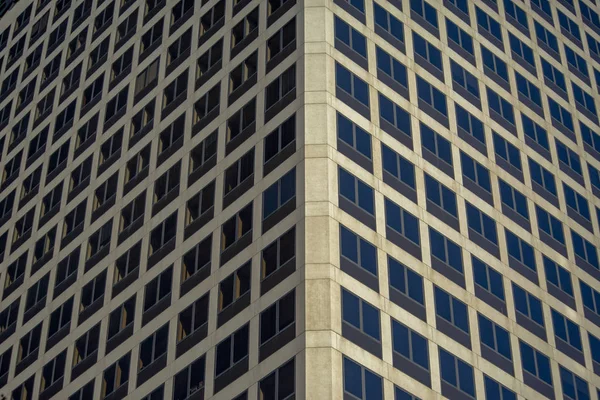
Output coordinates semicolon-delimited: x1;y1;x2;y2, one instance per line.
263;168;296;218
558;10;580;41
476;7;502;43
83;75;104;108
421;123;452;166
5;253;26;291
69;381;94;400
261;227;295;280
114;242;141;284
520;341;552;385
105;87;128;122
215;324;249;376
388;256;425;305
48;297;73;338
25;273;49;313
549;99;575;134
536;205;565;245
506;229;536;271
259;359;295;400
571;230;600;270
135;58;159;96
218;262;250;311
473;256;505;301
534;21;559;55
100;129;123;166
131;100;155;138
430;228;463;273
168;28;192;66
451;62;479;99
338;167;374;215
80;270;106;313
197;39;223;79
334;16;366;59
504;0;528;31
149;213;177;254
102;353;130;398
541;59;566;92
88;38;110;72
116;12;137;43
581;2;600;30
223;148;254;197
13;208;34;243
190;131;217;173
487;88;515;125
63;201;86;237
493;132;521;171
484;375;516;400
391;319;429;370
564;183;591;222
379;94;411;138
375;46;408;91
439;348;475;398
227;98;256;143
572;82;597;116
229;51;258;94
446;19;473;55
374;3;404;44
268;0;293;16
18;323;42;364
478;313;511;360
556;140;582;176
194;83;220;124
265;64;296;110
560;367;590;400
73;324;100;366
509;33;535;67
343;357;382;400
141;19;164;54
551;309;582;351
481;46;509;83
186;180;215;225
139;324;169;370
515;72;542;109
221;203;252;250
260;290;295;344
417;76;447;116
581;122;600;155
199;0;225;38
231;7;258;49
565;46;589;78
267;17;296;61
411;0;437;28
521;114;549;152
66;28;87;60
340;225;377;276
385;198;420;245
381;144;416;189
47;142;68;177
336;62;369;108
94;2;114;34
414;33;442;71
499;179;528;220
154;162;181;204
174;356;205;400
40;350;67;393
163;70;188;109
434;286;469;333
33;229;55;263
12;376;34;400
466;202;497;244
87;221;112;259
589;164;600;192
41;183;62;217
337;113;370;161
461;152;491;194
513;283;544;327
16;80;36;109
425;174;458;217
529;158;557;196
108;296;135;340
544;257;573;297
177;295;208;342
171;0;192;26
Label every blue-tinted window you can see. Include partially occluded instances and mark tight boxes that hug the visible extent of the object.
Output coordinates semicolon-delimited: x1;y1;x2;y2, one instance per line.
556;140;582;175
342;289;380;340
343;357;383;400
513;284;544;326
416;76;447;116
560;366;590;400
338;167;374;215
340;225;378;275
487;88;515;125
336;63;369;108
395;387;421;400
484;375;517;400
521;113;549;152
572;82;597;116
505;229;536;271
411;0;438;28
381;144;416;189
461;152;491;193
451;61;479;98
549;99;575;133
504;0;529;32
530;0;552;18
446;19;474;55
388;256;424;305
587;33;600;58
551;309;582;350
481;46;509;82
413;32;442;71
493;132;521;170
535;21;560;54
558;11;581;41
536;205;565;244
439;348;476;398
476;7;503;43
392;319;429;370
515;72;542;108
376;46;408;89
341;0;364;13
425;174;457;217
385;198;420;245
571;230;600;270
421;123;452;166
435;286;469;333
466;202;497;244
430;228;463;273
544;256;573;297
379;94;411;137
520;341;552;386
478;313;512;359
338;113;372;160
529;158;557;195
581;280;600;316
472;256;505;301
334;16;367;58
565;45;589;77
581;2;600;31
499;179;529;220
263;168;296;218
541;58;567;91
509;33;535;67
588;333;600;364
374;3;404;43
580;122;600;154
589;164;600;191
456;105;485;145
563;183;591;221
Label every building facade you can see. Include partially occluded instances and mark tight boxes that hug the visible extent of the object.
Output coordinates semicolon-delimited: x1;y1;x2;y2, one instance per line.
1;0;600;398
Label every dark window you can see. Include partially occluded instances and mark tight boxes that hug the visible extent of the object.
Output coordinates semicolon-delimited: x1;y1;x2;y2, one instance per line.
144;266;173;312
177;295;208;342
174;356;205;400
520;340;552;385
260;290;295;344
149;213;177;254
391;318;429;370
102;353;130;398
343;357;382;400
259;359;295;400
340;225;377;276
215;324;249;376
114;242;142;285
218;262;251;311
262;227;295;279
221;204;252;251
263;168;296;218
108;296;135;340
265;64;296;110
439;348;475;398
139;324;169;370
434;286;469;334
342;288;380;340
